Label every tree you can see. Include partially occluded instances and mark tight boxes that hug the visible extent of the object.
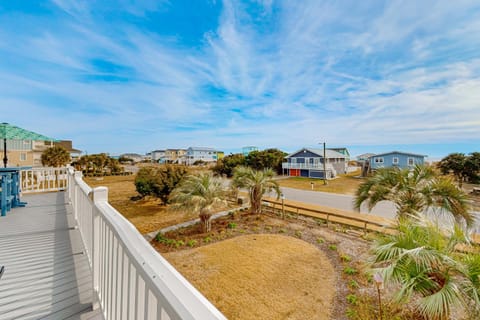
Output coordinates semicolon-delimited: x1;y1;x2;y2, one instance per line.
232;166;281;214
354;165;474;228
134;165;187;204
170;173;227;233
212;153;246;177
464;152;480;183
41;146;71;167
73;153;124;176
438;153;467;186
245;148;287;174
371;218;480;319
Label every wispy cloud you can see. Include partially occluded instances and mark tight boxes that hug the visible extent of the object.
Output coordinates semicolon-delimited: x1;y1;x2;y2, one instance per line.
0;0;479;156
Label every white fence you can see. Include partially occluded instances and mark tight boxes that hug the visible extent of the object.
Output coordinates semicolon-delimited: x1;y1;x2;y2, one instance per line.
20;167;69;193
67;168;226;320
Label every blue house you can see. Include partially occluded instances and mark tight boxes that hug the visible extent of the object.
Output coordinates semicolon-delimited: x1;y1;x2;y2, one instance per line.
369;151;426;170
282;148;347;179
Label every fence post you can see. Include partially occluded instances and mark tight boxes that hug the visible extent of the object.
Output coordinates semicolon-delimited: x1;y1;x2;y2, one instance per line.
92;186;108;310
73;171;82;221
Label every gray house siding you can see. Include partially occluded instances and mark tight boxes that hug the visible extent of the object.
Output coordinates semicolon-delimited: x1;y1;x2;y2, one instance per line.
370;152;425;170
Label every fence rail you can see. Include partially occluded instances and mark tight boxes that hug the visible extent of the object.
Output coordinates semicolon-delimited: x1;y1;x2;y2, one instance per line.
68;168;226;320
262;198;396;234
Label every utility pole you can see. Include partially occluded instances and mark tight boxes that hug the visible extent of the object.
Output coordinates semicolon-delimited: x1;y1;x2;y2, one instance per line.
323;141;327;185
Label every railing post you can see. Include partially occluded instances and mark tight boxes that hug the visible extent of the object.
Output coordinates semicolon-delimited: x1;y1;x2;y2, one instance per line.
73;171;83;221
92;187;108;310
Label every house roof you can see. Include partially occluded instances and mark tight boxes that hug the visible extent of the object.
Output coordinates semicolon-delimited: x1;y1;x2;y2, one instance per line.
371;151;427;158
286;148;346;159
356;153;376;159
188;147;218;152
328;147;350;156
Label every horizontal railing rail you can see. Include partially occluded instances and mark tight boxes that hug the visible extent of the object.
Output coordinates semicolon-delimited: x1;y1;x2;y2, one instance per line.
262;198;396;234
68;168;226;320
20;167;68;193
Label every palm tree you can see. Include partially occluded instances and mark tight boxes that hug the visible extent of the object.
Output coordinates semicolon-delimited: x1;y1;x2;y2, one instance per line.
354;165;474;228
371;218;480;319
41;146;71;167
170;173;226;233
232;166;281;214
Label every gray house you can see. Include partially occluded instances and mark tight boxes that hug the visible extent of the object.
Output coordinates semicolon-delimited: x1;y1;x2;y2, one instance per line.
369;151;426;170
282;148;347;179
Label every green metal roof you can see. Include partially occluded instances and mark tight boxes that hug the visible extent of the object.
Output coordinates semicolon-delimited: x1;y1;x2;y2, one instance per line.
0;123;56;141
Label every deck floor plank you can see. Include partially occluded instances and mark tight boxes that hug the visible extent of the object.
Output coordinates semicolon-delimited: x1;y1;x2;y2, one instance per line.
0;192;101;320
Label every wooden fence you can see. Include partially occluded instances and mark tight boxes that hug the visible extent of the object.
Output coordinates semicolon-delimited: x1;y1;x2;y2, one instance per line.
262;198;396;235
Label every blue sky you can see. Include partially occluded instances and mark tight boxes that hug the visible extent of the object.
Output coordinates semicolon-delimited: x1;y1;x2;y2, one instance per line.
1;1;479;159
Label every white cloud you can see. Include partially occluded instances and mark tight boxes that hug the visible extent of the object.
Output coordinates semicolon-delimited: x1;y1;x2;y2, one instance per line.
1;1;479;155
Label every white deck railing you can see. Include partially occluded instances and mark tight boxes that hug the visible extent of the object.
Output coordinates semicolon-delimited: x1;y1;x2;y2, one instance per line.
67;168;226;320
20;167;69;193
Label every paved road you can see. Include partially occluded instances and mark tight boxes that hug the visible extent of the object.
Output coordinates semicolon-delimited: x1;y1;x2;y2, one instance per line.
275;187;397;219
276;187;480;232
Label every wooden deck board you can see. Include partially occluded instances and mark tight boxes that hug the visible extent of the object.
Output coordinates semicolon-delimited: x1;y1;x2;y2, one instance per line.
0;192;101;320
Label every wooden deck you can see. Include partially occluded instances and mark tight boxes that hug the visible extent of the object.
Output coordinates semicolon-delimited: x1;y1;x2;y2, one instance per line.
0;192;102;320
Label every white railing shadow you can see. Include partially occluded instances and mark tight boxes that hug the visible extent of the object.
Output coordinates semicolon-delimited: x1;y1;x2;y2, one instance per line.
67;168;226;320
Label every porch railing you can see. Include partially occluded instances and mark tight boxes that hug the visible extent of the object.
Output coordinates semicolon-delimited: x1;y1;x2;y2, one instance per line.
67;168;226;320
20;167;69;193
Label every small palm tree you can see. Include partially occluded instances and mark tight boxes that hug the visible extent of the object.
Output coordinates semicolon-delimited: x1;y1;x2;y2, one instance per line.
371;218;480;319
170;173;226;233
232;166;281;214
354;165;474;228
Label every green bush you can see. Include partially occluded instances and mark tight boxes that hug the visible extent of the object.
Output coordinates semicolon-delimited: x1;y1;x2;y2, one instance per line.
227;222;237;229
134;165;187;204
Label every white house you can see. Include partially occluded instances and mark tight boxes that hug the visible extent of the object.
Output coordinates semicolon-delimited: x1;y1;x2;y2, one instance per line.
150;149;166;163
185;147;221;165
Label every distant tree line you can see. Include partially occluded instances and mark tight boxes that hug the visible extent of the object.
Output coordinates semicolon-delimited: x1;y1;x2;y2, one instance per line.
438;152;480;185
213;148;287;177
73;153;125;176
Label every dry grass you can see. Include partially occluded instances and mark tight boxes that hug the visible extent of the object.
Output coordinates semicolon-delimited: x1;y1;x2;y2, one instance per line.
84;175;198;234
164;234;336;320
278;170;363;195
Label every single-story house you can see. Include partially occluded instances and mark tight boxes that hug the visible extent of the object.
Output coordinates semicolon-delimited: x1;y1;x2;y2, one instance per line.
282;148;347;179
369;151;426;170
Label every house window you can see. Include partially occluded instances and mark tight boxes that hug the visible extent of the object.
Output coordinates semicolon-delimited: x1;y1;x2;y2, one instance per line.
375;157;384;164
20;153;27;161
392;157;399;165
408;157;415;166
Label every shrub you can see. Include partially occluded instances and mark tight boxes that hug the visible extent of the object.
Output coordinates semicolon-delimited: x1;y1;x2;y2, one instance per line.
328;244;337;251
294;230;302;238
204;236;212;243
348;280;359;289
343;266;358;275
316;237;325;244
134;165;187;204
346;294;358;305
187;239;197;247
340;254;352;262
227;222;237;229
